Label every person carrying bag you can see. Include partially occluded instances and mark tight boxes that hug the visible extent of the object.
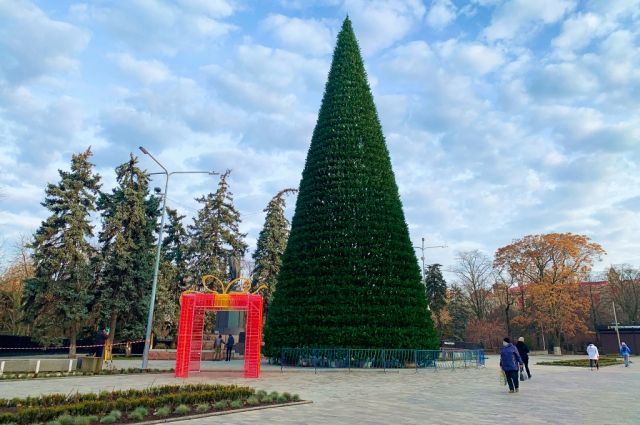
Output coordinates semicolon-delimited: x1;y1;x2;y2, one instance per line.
520;365;528;381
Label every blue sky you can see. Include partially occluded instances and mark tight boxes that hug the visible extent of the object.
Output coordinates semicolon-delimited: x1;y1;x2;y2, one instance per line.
1;0;639;276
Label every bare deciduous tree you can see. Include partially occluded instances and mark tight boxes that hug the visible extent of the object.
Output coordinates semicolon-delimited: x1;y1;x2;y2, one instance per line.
607;265;640;323
492;265;517;336
450;250;493;321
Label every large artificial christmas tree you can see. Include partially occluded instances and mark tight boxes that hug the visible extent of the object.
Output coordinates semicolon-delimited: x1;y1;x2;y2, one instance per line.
264;18;437;354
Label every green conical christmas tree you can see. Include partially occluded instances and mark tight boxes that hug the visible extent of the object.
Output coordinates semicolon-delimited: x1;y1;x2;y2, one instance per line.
264;18;437;354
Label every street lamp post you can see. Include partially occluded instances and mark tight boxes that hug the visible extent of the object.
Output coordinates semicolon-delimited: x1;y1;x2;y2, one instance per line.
612;301;622;349
139;146;217;369
412;237;447;281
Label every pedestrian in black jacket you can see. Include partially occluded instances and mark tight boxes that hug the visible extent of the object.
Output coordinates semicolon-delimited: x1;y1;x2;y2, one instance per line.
516;337;531;379
225;334;235;362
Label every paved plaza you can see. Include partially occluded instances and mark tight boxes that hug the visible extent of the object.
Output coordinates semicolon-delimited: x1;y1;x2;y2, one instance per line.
1;355;638;424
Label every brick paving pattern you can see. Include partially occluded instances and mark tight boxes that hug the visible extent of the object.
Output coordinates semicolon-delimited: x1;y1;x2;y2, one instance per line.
1;355;637;424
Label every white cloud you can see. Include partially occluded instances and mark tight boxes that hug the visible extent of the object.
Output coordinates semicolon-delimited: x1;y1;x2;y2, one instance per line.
383;40;435;77
426;0;457;30
0;0;89;83
530;61;599;98
345;0;426;54
1;86;87;144
484;0;576;42
110;53;172;84
176;0;235;17
205;64;298;112
436;40;505;75
261;14;333;55
552;12;609;56
543;150;567;167
85;0;236;55
2;0;640;274
232;44;328;91
0;211;42;233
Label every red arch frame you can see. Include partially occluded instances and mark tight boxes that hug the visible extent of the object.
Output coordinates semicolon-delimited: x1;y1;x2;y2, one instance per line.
175;292;263;378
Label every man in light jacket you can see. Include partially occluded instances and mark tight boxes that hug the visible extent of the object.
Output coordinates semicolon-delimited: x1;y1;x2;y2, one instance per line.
620;342;632;367
500;337;523;393
586;343;599;371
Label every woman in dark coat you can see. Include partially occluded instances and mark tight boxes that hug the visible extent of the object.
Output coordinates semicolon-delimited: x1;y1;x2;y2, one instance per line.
516;337;531;379
500;337;523;393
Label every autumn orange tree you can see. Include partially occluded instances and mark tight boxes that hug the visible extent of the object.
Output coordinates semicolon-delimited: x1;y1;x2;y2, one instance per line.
494;233;605;349
0;238;34;334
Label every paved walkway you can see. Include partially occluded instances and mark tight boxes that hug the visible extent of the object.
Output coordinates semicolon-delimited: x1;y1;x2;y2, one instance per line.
1;355;637;424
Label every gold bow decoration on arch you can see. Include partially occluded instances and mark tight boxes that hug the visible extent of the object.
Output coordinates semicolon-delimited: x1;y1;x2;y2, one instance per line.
199;275;267;295
179;276;268;305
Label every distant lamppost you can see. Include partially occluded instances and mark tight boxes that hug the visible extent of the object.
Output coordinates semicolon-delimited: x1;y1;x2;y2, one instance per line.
413;237;447;281
612;301;622;349
139;146;217;369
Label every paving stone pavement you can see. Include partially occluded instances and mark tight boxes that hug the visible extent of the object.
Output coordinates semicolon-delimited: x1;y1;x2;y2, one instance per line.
1;355;638;424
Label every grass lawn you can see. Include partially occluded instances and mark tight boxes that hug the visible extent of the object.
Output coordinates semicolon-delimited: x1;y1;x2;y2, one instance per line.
536;357;623;368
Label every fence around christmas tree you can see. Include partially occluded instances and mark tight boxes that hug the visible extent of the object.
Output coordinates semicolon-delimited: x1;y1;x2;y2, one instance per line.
278;348;485;372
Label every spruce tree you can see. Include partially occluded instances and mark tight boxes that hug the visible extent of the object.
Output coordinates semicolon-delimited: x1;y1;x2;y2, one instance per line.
445;284;469;341
251;188;297;306
97;155;160;343
22;148;101;356
154;208;188;339
424;263;448;336
187;170;247;287
153;260;179;340
425;264;447;311
264;18;437;354
162;208;189;288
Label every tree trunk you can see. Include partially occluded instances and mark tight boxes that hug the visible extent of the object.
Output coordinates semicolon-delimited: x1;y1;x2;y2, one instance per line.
588;284;599;343
68;326;77;358
108;312;118;345
504;305;511;336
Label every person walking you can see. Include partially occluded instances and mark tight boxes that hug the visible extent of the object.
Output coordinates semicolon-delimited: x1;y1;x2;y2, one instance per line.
213;334;223;361
586;343;599;371
500;337;524;393
516;337;531;379
225;334;235;362
620;342;632;367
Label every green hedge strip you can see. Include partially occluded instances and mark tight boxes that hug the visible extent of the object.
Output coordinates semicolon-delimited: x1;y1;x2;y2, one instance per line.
1;385;256;425
0;389;299;425
1;384;251;408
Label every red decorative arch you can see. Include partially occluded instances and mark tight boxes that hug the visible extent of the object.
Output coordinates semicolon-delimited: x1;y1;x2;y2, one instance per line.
175;292;264;378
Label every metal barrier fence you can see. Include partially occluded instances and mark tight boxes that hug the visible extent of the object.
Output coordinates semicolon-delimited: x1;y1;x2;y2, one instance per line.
279;348;485;372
